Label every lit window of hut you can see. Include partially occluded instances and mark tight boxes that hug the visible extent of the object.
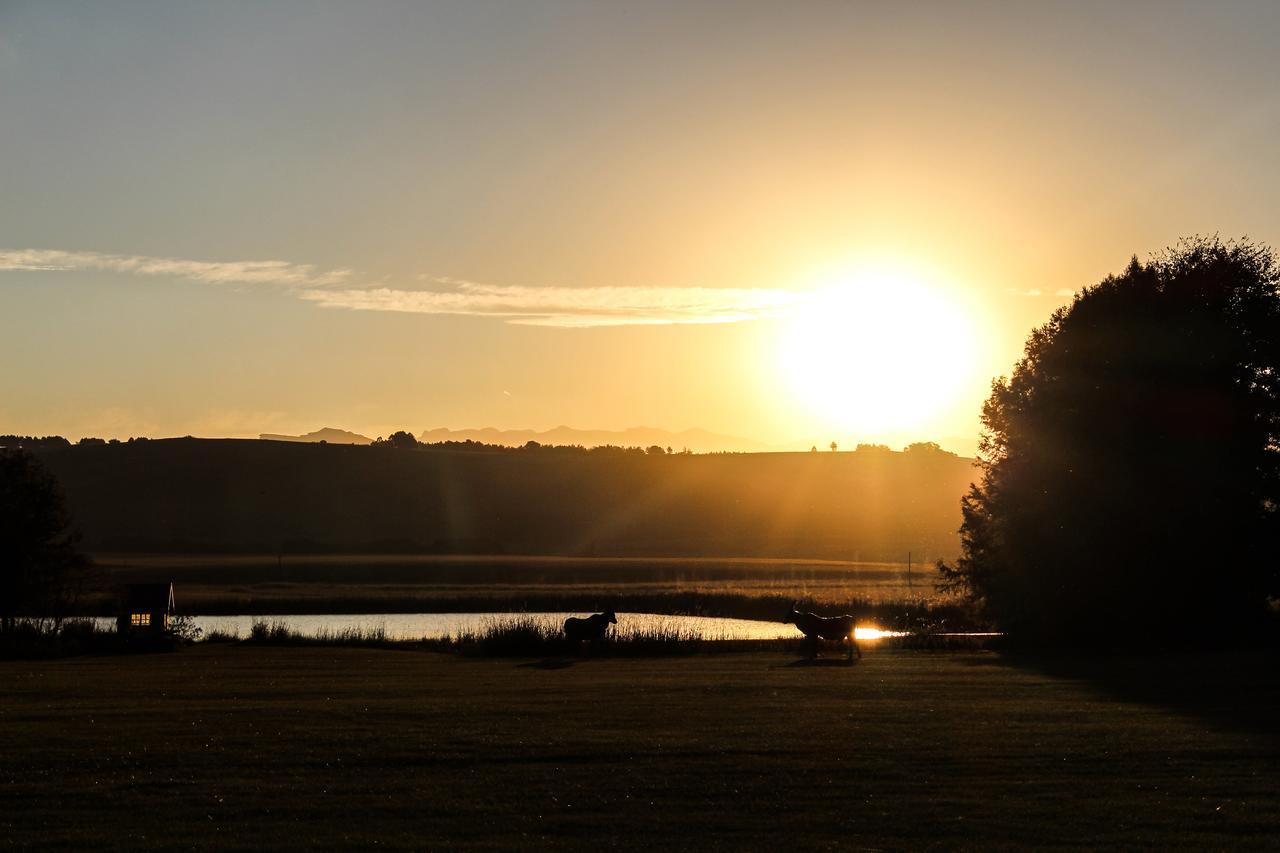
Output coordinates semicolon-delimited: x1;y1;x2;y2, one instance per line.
116;583;175;634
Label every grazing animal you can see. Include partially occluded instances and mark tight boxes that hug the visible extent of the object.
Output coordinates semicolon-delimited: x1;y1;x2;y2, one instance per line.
563;610;617;644
788;604;861;661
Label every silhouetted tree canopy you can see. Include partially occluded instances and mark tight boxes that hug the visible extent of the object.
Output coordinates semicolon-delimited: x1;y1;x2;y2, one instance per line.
904;442;955;458
380;430;419;449
0;435;71;451
0;449;89;631
941;237;1280;644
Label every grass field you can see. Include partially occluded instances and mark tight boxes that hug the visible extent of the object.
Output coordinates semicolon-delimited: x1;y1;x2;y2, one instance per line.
2;645;1276;849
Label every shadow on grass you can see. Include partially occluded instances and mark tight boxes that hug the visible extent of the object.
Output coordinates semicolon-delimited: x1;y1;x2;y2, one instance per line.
991;647;1280;736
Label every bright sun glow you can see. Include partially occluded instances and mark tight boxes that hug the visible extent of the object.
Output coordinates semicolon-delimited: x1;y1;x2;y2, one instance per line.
778;263;980;438
854;626;908;641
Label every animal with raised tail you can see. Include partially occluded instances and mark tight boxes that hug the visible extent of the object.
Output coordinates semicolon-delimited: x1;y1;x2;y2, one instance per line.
563;610;617;645
788;604;861;661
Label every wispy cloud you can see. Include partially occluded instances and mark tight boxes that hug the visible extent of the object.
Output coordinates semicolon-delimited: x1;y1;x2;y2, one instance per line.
299;280;801;327
0;248;349;287
2;248;797;327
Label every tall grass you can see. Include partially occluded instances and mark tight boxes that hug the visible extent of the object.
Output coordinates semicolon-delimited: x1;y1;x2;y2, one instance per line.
202;627;241;643
0;618;184;659
422;615;999;657
426;614;800;657
235;614;792;656
192;614;1002;655
244;619;394;647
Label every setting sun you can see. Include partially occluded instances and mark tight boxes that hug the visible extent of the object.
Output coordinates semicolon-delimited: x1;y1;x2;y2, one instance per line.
777;264;981;438
5;3;1280;848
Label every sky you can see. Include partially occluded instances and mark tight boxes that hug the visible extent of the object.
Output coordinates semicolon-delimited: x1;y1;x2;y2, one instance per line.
3;1;1279;454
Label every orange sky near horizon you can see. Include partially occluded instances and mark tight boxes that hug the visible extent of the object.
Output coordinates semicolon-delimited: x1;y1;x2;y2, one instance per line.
3;2;1279;454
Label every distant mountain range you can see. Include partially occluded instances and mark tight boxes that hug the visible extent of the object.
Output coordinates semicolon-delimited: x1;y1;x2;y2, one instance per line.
261;425;768;453
417;426;771;454
260;427;374;445
259;425;978;456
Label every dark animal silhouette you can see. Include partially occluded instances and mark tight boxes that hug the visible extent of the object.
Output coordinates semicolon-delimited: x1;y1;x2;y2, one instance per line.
563;610;617;644
788;604;861;661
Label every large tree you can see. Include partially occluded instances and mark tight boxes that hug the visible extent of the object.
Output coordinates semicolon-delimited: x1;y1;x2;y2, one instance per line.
941;238;1280;643
0;449;89;632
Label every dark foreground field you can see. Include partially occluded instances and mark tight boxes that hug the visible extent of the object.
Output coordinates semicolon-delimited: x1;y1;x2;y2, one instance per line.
2;647;1277;850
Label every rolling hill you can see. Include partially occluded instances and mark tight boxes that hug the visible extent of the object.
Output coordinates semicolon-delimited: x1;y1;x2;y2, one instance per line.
35;439;976;561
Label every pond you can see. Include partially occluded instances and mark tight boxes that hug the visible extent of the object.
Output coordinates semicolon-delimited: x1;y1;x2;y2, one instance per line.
94;612;908;641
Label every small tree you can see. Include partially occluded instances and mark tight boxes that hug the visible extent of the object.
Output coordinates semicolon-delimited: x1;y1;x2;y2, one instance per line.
904;441;950;456
0;450;90;632
856;443;892;454
940;238;1280;643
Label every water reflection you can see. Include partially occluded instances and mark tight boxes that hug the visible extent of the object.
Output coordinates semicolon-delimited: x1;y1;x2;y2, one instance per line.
92;612;910;642
854;627;909;641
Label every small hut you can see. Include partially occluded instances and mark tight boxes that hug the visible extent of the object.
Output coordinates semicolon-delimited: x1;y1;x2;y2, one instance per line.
116;583;175;634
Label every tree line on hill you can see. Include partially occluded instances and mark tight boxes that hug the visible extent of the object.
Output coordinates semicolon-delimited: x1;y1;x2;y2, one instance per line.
0;435;149;450
6;431;958;460
368;429;957;460
24;436;973;560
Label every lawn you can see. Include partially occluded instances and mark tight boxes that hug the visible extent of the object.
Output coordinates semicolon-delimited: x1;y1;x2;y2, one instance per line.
1;646;1276;849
